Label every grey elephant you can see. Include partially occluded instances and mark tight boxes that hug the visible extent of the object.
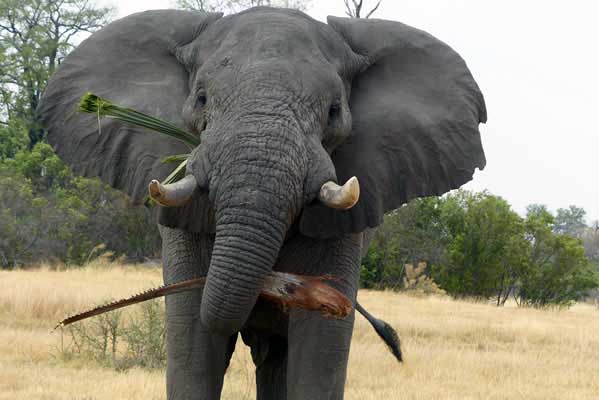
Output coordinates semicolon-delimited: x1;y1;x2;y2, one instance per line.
38;7;486;400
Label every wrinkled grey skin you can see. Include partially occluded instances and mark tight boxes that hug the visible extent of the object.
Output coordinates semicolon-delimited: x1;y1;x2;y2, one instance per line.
39;7;486;400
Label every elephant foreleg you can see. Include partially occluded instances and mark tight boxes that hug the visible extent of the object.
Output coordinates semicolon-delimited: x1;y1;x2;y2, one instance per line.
287;308;355;400
281;233;362;400
160;225;236;400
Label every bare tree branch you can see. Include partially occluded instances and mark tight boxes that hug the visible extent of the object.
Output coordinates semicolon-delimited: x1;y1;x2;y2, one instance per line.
344;0;381;19
364;0;381;18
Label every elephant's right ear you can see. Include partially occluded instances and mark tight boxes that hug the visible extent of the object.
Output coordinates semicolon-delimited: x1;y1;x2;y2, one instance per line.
38;10;221;231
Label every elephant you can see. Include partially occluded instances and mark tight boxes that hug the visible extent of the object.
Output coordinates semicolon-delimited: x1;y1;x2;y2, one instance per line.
38;6;486;400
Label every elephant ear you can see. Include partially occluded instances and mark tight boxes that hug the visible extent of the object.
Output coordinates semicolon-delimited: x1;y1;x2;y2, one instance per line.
38;10;221;233
300;16;487;238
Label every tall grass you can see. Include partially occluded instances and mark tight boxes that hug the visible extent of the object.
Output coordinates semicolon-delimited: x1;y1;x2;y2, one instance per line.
1;263;598;400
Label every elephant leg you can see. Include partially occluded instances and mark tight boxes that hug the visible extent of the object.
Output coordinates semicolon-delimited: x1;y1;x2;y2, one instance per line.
160;225;236;400
242;332;288;400
287;309;355;400
282;233;363;400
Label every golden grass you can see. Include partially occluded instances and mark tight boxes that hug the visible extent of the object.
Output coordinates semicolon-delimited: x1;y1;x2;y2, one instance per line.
1;262;598;400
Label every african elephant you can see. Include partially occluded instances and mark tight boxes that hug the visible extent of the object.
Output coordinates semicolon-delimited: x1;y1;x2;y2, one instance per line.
38;7;486;400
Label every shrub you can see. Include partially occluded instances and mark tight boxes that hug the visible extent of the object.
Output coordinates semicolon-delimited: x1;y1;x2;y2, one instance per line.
0;143;160;268
60;299;166;370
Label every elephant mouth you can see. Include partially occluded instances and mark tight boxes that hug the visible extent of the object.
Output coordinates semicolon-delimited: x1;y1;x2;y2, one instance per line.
148;174;361;210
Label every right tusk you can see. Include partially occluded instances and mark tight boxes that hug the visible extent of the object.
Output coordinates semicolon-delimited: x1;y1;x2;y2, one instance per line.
148;174;197;207
318;176;360;210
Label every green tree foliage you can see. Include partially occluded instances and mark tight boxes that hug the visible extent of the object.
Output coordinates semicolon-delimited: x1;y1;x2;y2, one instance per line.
360;196;447;289
174;0;311;13
516;205;597;307
361;190;599;307
0;0;113;148
582;221;599;262
0;1;161;268
431;191;526;301
0;144;160;268
0;118;28;159
554;205;587;238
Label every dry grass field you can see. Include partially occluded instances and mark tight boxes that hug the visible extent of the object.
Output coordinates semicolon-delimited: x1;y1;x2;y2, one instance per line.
1;261;598;400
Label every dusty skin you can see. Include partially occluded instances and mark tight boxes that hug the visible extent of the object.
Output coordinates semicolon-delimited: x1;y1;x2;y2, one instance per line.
1;261;598;400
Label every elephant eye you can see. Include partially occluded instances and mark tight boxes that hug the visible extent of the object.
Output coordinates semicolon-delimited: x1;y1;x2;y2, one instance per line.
328;102;341;122
197;90;207;107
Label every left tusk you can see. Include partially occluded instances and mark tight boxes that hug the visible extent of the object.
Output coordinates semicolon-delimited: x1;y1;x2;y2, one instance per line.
318;176;360;210
148;174;197;207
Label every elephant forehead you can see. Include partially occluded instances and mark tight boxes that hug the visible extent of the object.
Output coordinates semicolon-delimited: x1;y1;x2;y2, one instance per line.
185;8;361;80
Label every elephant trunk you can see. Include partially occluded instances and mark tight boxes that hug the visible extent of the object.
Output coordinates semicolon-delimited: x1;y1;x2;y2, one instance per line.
198;130;305;335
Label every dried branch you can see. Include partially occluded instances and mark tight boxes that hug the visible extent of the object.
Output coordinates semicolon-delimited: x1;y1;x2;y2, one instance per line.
56;271;352;329
364;0;381;18
344;0;381;19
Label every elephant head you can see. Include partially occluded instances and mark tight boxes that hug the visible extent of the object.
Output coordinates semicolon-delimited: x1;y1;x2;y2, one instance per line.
38;8;485;335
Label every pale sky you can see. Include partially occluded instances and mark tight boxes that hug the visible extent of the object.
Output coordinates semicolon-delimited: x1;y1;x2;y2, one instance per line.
98;0;599;222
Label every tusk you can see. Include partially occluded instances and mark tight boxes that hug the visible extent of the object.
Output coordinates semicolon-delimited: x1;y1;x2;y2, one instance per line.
148;175;197;207
318;176;360;210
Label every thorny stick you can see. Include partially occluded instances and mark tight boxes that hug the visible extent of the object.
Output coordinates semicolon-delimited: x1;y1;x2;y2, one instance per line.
55;272;353;329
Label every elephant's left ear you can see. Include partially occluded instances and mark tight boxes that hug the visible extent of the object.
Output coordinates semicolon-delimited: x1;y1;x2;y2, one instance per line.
300;16;487;238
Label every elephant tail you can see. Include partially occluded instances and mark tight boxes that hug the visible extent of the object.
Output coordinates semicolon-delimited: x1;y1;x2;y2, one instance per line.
355;302;402;362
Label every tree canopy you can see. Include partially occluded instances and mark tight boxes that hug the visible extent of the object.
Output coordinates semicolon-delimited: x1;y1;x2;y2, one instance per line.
0;0;161;268
175;0;311;13
0;0;113;150
361;191;598;307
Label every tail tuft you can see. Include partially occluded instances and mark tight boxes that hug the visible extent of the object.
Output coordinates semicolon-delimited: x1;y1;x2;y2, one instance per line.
355;302;402;362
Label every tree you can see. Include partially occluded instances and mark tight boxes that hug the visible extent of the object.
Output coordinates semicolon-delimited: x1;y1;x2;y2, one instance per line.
582;221;599;262
360;196;448;289
431;190;527;300
360;192;598;305
175;0;227;11
0;117;28;159
0;0;113;148
516;205;597;307
0;143;160;268
343;0;381;19
554;205;587;238
174;0;311;13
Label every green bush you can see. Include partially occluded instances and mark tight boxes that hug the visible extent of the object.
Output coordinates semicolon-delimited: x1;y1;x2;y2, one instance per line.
516;207;598;307
360;191;599;307
61;299;166;370
121;300;166;369
0;143;160;268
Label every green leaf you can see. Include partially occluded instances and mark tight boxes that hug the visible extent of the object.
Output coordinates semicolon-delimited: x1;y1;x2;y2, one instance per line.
161;154;190;164
163;160;188;185
78;92;200;147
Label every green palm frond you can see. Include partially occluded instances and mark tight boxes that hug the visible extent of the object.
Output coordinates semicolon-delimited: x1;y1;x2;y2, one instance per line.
163;159;188;185
78;93;197;206
161;154;191;165
78;92;200;147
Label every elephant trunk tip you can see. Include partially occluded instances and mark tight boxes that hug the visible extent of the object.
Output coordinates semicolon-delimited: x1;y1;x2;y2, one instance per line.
200;306;246;336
